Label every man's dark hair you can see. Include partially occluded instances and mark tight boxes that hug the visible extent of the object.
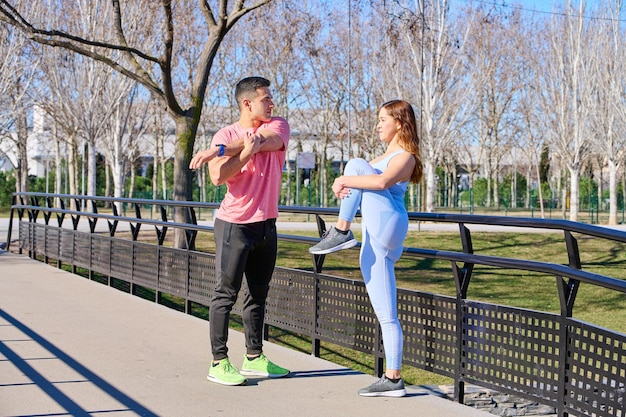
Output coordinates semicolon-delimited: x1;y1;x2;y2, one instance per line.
235;76;271;107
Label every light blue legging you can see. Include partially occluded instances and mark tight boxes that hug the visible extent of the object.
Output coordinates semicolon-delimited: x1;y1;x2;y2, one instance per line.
338;158;408;371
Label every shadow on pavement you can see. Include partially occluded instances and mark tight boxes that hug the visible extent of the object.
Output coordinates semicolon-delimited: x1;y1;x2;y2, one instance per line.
0;309;159;417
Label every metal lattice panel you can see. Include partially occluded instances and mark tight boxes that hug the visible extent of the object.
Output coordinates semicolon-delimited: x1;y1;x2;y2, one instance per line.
158;247;188;295
565;320;625;417
90;235;111;276
110;239;133;281
187;252;214;305
59;229;75;264
44;226;61;259
34;223;46;255
265;267;316;335
18;221;31;251
132;242;159;290
72;232;91;269
315;274;377;352
463;301;561;405
401;290;457;378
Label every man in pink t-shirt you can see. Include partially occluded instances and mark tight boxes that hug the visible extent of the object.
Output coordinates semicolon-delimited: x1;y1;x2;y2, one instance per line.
189;77;290;386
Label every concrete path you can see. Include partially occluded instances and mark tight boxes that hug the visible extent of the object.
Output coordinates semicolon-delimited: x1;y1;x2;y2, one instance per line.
0;250;493;417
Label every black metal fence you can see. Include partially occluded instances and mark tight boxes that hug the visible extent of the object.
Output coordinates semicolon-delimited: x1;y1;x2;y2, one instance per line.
7;192;626;417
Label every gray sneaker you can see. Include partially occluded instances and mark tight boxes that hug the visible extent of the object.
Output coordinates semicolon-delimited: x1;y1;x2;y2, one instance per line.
309;227;357;255
358;375;406;397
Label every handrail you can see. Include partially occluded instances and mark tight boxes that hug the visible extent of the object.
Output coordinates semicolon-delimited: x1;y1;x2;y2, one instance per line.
11;191;626;241
8;194;626;295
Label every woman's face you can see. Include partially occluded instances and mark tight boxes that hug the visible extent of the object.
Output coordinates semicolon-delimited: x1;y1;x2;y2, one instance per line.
377;107;400;143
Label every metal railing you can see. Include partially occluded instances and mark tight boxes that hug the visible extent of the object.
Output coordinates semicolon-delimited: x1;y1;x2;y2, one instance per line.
7;192;626;417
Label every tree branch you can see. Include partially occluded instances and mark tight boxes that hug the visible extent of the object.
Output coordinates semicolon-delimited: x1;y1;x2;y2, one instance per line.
0;2;159;65
226;0;273;30
111;0;160;88
31;34;163;98
0;0;168;108
200;0;217;27
159;0;183;115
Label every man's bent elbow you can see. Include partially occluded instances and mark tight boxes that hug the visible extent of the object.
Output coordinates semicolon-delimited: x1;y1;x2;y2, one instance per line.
208;172;223;186
210;176;225;187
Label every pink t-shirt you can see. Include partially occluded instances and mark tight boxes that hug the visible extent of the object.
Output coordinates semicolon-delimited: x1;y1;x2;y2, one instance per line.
211;116;289;224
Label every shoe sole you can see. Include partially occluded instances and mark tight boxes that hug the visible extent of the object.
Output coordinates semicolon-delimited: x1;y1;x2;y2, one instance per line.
309;238;358;255
207;374;248;386
240;369;290;378
358;388;406;397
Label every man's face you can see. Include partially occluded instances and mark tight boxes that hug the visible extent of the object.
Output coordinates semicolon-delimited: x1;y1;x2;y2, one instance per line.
248;86;274;122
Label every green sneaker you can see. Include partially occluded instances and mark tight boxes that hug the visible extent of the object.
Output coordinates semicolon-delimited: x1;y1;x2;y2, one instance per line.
240;353;290;378
207;358;247;386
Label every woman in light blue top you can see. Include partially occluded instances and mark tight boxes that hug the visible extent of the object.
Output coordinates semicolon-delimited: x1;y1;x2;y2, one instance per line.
309;100;423;397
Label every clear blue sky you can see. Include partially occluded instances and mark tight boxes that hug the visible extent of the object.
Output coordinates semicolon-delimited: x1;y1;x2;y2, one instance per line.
455;0;623;21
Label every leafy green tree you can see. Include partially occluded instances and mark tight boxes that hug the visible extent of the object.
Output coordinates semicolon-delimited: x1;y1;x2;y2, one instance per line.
0;171;16;207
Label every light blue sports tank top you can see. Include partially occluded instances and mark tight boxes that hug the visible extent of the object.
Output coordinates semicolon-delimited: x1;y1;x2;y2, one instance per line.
370;150;409;208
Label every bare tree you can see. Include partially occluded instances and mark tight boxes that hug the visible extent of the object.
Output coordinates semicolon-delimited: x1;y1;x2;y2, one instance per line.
100;81;150;213
538;1;594;221
464;5;524;209
36;46;83;201
383;0;474;212
0;0;273;245
296;5;352;207
588;0;626;225
0;22;37;193
513;10;550;217
244;0;313;205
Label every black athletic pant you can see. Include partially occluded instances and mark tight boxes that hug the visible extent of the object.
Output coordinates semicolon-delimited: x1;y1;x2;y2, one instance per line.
210;218;277;361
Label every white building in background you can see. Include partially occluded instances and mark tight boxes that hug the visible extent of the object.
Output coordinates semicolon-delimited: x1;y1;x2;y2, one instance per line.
0;104;56;178
29;104;55;178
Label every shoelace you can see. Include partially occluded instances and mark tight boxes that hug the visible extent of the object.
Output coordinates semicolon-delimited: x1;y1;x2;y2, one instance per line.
222;361;238;373
372;376;389;387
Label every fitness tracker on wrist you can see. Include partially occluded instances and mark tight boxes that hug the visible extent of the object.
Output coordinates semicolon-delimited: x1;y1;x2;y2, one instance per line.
216;144;225;157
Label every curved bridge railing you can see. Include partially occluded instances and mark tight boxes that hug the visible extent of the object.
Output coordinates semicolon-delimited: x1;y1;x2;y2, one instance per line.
7;192;626;417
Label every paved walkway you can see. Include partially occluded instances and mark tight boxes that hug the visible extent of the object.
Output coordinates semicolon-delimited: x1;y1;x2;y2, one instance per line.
0;249;493;417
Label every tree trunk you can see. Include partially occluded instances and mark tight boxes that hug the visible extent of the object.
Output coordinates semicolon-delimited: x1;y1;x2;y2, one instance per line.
67;135;79;209
608;159;618;226
110;130;125;215
152;131;159;215
425;161;436;212
173;114;198;249
560;169;567;220
87;138;97;197
534;162;545;218
15;108;29;193
104;161;111;209
568;166;579;222
54;126;62;207
128;168;136;199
